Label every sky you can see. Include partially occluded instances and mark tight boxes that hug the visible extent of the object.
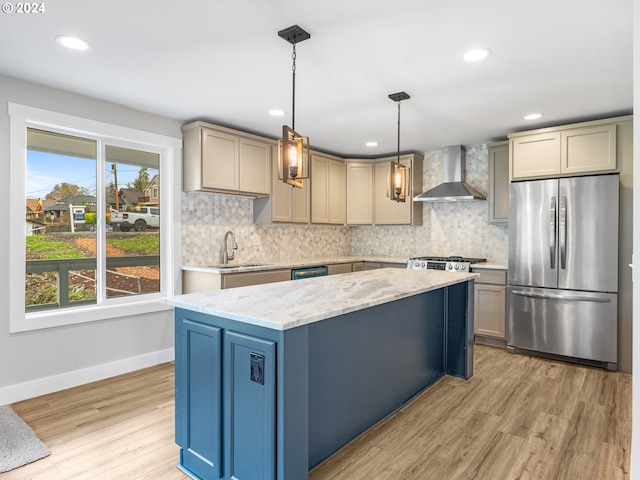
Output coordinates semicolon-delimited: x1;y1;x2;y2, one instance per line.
26;151;155;199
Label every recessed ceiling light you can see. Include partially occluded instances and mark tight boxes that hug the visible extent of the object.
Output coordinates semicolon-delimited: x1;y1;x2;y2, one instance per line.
524;113;542;120
56;35;91;51
365;141;378;147
269;109;285;116
463;48;491;62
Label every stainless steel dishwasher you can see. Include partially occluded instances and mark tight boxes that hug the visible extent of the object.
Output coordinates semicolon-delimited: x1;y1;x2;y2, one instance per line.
291;265;328;280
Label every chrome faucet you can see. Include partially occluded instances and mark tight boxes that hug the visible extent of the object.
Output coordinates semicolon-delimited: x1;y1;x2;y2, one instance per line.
222;230;237;264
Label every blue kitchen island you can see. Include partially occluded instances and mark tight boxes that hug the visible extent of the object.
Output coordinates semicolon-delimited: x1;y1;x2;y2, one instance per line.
165;268;477;480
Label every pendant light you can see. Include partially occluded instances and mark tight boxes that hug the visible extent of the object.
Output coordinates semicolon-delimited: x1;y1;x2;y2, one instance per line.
277;25;310;188
388;92;409;202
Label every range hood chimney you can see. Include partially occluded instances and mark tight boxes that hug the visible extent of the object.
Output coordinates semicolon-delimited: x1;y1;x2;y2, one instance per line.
413;145;486;202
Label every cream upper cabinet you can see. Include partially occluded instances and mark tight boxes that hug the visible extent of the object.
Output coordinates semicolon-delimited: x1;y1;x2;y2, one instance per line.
373;154;423;226
561;124;617;174
346;154;423;226
239;138;271;195
201;128;239;190
509;117;621;180
328;159;346;224
510;131;561;180
311;153;345;225
254;145;310;224
182;121;271;196
346;162;373;225
488;142;509;225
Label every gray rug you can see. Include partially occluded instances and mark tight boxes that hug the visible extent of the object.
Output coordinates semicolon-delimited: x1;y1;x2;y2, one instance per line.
0;405;48;473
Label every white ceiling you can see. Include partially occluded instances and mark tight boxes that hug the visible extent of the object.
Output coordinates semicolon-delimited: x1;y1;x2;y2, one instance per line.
0;0;633;157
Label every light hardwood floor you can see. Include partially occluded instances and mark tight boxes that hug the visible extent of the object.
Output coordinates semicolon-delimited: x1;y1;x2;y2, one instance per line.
6;346;631;480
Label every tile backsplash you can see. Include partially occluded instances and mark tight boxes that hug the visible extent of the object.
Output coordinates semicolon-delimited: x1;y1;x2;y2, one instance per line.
181;144;508;266
181;192;351;266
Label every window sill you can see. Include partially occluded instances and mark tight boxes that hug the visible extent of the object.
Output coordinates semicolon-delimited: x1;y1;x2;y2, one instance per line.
12;298;174;333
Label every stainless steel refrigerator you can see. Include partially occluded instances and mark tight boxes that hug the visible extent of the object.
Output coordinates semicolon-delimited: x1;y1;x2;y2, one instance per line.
507;174;619;366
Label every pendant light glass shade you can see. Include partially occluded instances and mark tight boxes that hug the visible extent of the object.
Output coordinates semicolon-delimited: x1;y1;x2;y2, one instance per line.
278;125;309;188
388;160;407;202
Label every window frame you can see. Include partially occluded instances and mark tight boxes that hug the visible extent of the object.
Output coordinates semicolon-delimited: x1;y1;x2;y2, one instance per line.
9;103;182;333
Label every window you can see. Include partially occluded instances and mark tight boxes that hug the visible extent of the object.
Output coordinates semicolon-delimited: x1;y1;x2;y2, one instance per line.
10;103;181;332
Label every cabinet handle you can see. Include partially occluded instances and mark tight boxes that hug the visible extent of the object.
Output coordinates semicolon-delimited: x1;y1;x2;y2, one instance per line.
549;196;557;269
511;290;610;303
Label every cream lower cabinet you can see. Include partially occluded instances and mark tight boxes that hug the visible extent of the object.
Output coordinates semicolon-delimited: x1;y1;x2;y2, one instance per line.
221;269;291;289
473;268;506;340
182;268;292;293
509;117;623;181
183;121;271;196
311;153;345;225
364;261;407;270
254;145;310;224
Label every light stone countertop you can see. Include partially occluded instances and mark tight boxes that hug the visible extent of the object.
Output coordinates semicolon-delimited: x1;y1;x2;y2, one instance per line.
164;268;478;331
182;257;507;274
181;256;409;273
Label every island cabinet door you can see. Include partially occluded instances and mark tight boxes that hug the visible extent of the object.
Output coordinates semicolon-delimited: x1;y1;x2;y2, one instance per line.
224;331;276;480
175;315;223;480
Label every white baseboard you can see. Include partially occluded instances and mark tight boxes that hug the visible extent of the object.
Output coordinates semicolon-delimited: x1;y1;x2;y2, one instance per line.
0;348;175;406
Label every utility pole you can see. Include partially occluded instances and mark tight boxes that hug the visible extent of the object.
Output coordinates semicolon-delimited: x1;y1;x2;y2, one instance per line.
112;163;119;210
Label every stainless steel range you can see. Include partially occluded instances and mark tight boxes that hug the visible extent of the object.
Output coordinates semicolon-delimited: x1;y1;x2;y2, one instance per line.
407;256;486;273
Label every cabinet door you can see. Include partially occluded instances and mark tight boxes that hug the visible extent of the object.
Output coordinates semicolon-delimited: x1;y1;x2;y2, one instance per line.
311;155;330;223
373;160;411;225
224;332;276;480
222;269;292;289
328;263;352;275
346;162;373;225
239;138;271;195
269;145;294;222
561;124;617;174
473;283;506;338
488;142;509;224
202;128;239;190
328;159;345;224
175;315;223;480
510;132;561;180
291;182;310;223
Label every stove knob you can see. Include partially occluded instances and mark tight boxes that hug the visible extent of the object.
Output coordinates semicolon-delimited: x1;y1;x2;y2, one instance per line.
454;264;460;270
448;264;453;270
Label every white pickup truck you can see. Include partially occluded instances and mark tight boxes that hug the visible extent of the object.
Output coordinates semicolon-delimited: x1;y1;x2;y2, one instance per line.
110;207;160;232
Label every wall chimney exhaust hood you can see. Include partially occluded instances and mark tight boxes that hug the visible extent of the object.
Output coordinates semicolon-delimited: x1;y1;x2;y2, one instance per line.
413;145;486;202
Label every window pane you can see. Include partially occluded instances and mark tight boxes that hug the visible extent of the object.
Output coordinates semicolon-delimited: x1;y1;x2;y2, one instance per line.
106;145;160;299
26;128;98;311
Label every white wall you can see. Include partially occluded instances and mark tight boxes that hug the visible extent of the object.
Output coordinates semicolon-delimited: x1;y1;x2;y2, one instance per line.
0;75;181;404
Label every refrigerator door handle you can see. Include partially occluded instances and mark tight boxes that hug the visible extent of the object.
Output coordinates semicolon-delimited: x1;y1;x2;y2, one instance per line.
549;196;557;269
511;290;611;303
559;195;567;269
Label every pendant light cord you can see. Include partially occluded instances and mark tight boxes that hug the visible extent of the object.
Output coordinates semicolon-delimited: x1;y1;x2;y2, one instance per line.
291;44;297;130
397;100;401;163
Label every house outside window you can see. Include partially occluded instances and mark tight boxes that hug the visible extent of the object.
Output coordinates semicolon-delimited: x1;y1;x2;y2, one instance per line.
9;103;181;333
